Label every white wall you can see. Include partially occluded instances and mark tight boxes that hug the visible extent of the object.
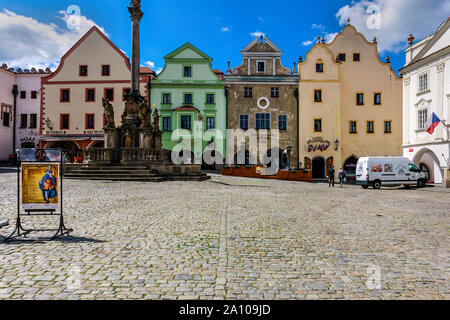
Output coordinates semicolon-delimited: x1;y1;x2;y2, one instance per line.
0;70;15;161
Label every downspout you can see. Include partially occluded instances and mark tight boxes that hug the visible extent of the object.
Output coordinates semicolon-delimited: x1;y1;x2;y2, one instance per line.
225;86;229;164
12;84;18;156
294;88;299;169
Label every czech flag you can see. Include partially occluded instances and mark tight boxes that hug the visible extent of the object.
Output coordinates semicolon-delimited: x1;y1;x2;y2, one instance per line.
426;112;441;135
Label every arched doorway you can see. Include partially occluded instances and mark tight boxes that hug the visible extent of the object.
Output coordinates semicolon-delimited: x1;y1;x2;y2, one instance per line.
413;148;442;184
343;156;359;182
312;157;326;179
419;163;432;182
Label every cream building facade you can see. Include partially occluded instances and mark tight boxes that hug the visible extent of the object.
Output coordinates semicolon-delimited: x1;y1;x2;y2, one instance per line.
400;18;450;185
40;26;153;162
299;23;403;180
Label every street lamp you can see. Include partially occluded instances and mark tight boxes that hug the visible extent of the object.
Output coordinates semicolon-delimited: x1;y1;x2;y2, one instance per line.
334;139;340;151
12;85;18;156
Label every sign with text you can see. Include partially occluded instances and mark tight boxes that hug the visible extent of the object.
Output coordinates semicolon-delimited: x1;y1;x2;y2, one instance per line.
307;137;331;152
21;163;60;210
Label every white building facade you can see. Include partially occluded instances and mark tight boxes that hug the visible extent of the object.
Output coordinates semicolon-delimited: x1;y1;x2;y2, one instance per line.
401;18;450;184
0;64;51;161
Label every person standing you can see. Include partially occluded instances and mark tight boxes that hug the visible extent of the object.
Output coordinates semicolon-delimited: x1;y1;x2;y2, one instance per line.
338;168;347;188
328;166;335;187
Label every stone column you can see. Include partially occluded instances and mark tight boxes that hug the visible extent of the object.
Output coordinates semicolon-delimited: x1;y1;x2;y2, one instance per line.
128;0;144;94
443;169;450;188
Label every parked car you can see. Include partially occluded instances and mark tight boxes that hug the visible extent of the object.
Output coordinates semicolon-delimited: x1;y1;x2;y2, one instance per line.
356;157;427;189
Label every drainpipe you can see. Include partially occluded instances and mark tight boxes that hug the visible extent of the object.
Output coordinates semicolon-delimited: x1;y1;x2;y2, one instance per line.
294;88;299;169
225;86;229;163
12;85;18;156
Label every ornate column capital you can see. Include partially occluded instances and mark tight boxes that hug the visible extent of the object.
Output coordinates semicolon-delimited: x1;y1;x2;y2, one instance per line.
437;62;445;73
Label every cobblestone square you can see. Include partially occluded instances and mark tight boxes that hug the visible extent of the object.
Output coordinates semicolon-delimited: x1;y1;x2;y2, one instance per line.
0;170;448;300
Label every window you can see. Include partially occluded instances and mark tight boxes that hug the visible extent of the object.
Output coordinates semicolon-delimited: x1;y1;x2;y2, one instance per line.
384;121;392;134
278;115;287;131
104;88;114;101
408;164;420;173
60;89;70;102
181;115;192;130
60;114;70;130
374;93;381;105
102;65;110;76
256;113;270;130
418;73;428;92
30;114;37;129
244;87;253;98
349;121;357;134
79;65;88;76
123;88;131;101
184;93;193;105
316;63;324;73
20;91;26;99
184;66;192;77
31;91;38;99
367;121;374;134
353;53;360;61
314;119;322;132
206;94;215;104
3;112;10;127
257;61;265;72
162;93;171;104
338;53;346;62
418;109;428;130
163;117;171;131
86;114;95;129
240;115;249;131
314;90;322;102
86;89;96;102
356;93;364;105
271;87;279;98
20;114;27;129
206;117;215;130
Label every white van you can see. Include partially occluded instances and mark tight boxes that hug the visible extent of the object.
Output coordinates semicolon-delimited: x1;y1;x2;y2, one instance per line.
356;157;427;189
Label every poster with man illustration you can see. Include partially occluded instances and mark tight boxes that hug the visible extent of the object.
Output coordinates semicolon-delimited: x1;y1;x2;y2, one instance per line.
21;163;59;210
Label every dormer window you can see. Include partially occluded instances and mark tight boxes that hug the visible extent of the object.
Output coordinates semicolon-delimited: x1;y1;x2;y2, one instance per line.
102;65;110;76
257;61;266;73
79;65;88;76
316;63;324;73
184;66;192;77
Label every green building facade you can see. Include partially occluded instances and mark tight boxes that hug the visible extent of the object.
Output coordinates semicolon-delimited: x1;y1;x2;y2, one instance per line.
150;43;226;166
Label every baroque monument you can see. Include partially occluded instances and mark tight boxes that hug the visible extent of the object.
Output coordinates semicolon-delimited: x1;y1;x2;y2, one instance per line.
65;0;208;182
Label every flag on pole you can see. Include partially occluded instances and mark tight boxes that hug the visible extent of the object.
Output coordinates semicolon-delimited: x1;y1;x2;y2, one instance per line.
425;112;441;135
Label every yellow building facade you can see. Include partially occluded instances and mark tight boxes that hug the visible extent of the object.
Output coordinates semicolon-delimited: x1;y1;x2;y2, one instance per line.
299;23;403;180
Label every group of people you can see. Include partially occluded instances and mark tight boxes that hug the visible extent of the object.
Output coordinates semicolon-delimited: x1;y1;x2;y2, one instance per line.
327;166;347;188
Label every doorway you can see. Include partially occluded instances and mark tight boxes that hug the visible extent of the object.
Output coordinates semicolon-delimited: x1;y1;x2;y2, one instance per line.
312;157;325;179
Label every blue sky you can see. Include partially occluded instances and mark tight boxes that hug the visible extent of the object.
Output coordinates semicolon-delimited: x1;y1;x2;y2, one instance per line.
1;0;449;74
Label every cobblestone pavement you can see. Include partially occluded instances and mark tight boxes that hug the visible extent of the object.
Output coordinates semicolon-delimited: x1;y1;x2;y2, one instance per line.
0;170;448;300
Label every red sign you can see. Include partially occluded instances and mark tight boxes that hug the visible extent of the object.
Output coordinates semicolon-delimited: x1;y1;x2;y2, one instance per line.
409;148;414;153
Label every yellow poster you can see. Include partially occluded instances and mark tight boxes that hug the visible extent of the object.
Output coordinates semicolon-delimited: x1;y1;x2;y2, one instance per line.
21;163;59;210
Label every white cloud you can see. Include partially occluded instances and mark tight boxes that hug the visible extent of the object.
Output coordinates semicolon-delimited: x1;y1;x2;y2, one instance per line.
0;9;107;69
221;26;230;32
312;24;325;30
250;31;266;38
145;61;155;69
302;40;314;46
155;68;163;75
335;0;450;53
324;32;338;43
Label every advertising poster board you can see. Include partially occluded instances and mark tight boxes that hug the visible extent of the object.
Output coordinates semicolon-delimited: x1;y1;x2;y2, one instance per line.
21;163;60;211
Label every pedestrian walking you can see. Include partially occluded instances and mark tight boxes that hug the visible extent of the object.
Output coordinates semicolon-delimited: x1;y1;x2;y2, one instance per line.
327;166;335;187
338;168;347;188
